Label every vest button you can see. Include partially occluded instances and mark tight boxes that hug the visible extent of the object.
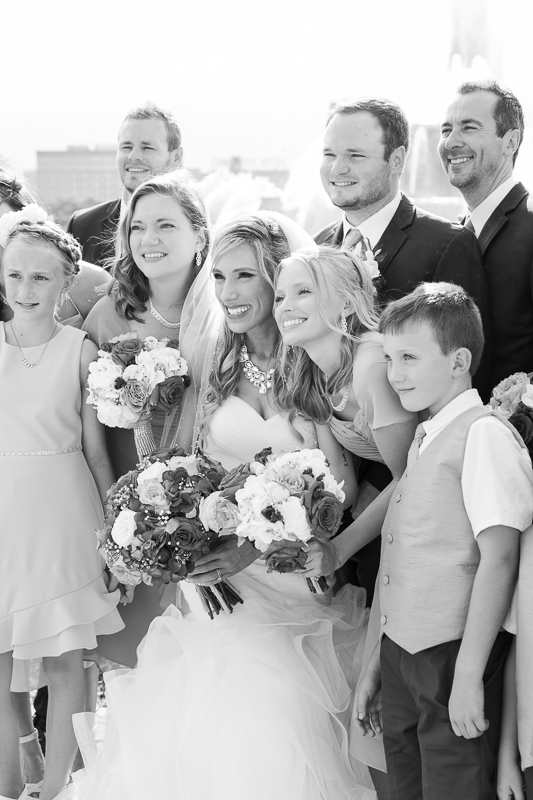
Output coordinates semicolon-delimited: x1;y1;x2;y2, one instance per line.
396;493;402;502
382;575;390;585
386;534;393;543
380;615;387;625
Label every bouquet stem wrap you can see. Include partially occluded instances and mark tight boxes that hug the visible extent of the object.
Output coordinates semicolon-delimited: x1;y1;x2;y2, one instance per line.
134;418;157;461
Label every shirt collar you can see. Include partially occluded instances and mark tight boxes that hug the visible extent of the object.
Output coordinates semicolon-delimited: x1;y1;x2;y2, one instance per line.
422;388;483;438
469;177;517;237
343;191;402;250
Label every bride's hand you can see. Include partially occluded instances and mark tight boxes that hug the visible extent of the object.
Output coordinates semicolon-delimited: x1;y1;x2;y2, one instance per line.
302;539;340;577
187;535;259;585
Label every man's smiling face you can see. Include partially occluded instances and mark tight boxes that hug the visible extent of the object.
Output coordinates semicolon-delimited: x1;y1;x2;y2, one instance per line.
117;117;181;196
320;111;394;213
438;91;508;194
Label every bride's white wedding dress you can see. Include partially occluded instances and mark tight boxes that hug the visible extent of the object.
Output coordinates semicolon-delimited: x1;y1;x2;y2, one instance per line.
75;398;373;800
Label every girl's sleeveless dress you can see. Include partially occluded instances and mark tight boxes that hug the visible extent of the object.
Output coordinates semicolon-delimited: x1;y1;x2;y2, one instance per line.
74;398;376;799
0;323;123;659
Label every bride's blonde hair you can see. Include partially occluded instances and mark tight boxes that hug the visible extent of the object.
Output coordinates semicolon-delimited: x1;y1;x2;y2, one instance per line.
197;215;291;450
275;246;381;424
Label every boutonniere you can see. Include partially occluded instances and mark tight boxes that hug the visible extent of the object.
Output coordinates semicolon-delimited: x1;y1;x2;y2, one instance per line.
354;238;382;280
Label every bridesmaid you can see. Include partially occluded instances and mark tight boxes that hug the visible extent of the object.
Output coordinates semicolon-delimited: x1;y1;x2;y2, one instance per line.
274;245;418;799
82;169;209;668
0;168;112;327
0;214;122;800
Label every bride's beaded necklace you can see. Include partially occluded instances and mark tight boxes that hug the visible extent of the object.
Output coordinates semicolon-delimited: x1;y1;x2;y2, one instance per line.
149;299;181;330
239;343;274;395
10;321;58;368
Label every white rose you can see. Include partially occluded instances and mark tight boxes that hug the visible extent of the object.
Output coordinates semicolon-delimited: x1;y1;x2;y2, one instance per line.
96;401;132;428
278;496;312;542
167;454;199;475
198;491;222;532
111;508;138;547
522;385;533;409
137;460;168;484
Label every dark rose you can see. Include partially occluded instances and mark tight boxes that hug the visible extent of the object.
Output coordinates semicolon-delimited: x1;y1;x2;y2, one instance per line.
169;519;208;553
124;379;150;411
158;375;188;411
265;545;308;574
510;407;533;447
308;490;343;539
219;462;254;502
254;447;273;465
156;545;172;566
166;339;180;350
110;337;143;367
114;377;127;390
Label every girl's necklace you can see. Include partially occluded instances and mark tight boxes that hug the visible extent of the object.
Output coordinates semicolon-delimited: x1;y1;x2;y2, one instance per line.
10;321;58;368
239;343;274;395
0;289;9;307
149;299;181;330
330;386;350;413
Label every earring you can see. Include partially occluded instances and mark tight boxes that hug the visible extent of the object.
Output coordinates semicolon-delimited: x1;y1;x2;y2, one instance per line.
59;289;66;307
340;311;348;334
195;251;202;268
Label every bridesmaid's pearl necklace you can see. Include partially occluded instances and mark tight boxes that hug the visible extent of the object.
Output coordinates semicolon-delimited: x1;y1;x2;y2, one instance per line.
239;344;274;395
330;386;350;413
149;299;181;329
10;321;58;368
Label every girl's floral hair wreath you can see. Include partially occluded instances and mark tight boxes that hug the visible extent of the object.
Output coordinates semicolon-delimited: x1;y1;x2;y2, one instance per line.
490;371;533;452
0;204;49;247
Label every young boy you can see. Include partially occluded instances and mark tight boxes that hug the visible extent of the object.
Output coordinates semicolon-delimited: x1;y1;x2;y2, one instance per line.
360;282;533;799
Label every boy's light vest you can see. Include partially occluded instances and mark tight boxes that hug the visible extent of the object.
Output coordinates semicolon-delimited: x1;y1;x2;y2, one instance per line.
380;405;522;654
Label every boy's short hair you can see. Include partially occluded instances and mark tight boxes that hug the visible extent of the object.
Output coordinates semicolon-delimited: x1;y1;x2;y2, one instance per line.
379;282;485;374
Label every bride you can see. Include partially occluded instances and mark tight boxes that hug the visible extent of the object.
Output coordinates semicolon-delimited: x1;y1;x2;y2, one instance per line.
75;213;374;800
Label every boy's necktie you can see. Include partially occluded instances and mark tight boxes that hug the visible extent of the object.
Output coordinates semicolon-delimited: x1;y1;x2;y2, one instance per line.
406;423;426;475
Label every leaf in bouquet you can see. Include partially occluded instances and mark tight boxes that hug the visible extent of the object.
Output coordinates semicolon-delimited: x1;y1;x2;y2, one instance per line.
155;545;173;566
254;447;273;465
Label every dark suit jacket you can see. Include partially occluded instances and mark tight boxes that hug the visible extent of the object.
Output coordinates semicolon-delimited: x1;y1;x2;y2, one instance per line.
315;194;492;397
67;198;121;270
474;182;533;390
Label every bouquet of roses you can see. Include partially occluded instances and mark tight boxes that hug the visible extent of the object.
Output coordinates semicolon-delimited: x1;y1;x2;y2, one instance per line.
491;371;533;454
86;333;190;459
229;447;345;593
97;446;243;619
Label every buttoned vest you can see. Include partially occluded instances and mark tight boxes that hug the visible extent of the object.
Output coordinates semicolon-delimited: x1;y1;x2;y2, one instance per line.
380;405;522;654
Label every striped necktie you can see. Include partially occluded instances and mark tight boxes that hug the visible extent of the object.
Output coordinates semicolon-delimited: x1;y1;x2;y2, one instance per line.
343;227;368;255
406;423;426;476
464;216;475;234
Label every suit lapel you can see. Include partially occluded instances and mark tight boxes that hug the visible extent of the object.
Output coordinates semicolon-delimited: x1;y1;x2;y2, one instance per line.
478;182;528;255
373;195;414;274
325;220;343;246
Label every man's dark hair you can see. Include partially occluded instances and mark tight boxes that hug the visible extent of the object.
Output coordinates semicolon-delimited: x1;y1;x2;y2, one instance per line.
121;102;182;152
327;98;410;160
379;282;485;375
458;80;524;164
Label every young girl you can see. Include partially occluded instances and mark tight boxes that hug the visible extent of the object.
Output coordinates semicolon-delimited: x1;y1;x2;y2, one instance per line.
0;212;122;800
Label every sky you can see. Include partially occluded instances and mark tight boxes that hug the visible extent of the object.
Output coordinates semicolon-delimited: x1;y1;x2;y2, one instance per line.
2;0;532;173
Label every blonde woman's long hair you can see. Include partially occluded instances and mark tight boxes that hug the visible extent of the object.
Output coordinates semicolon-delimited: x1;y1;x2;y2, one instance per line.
196;215;292;450
275;245;381;425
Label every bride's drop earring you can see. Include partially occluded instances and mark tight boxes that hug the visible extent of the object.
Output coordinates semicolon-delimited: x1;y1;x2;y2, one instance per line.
340;311;348;334
195;251;202;268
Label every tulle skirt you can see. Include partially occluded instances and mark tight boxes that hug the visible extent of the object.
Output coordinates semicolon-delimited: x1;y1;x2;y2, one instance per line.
75;565;375;799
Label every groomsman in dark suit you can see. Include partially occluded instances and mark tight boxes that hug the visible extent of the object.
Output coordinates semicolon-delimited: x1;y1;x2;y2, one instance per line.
314;98;491;601
439;80;533;391
67;103;183;268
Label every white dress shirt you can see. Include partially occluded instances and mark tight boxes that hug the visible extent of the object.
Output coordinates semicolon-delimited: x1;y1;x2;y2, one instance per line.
418;389;533;538
343;191;402;250
468;176;518;237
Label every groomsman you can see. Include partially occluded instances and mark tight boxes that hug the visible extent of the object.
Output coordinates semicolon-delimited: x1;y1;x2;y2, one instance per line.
439;80;533;390
67;103;183;268
315;98;491;600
